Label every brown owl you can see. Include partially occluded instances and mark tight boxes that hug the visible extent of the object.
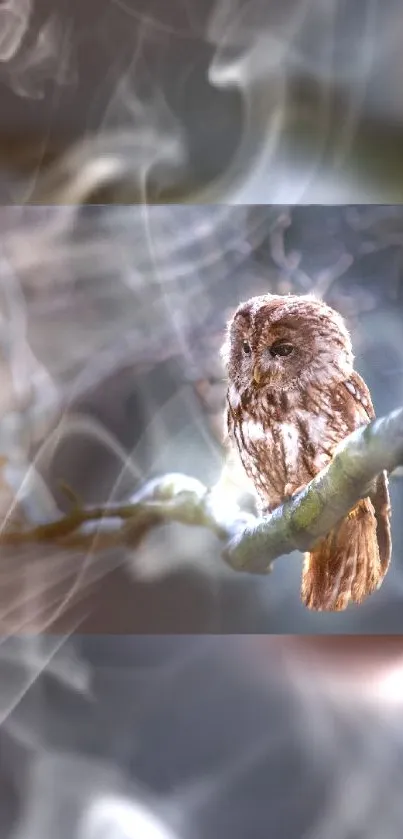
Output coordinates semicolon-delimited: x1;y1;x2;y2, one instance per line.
221;293;392;611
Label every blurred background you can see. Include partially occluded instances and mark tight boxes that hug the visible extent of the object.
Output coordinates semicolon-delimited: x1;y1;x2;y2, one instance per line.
3;634;403;839
0;202;403;634
2;0;403;201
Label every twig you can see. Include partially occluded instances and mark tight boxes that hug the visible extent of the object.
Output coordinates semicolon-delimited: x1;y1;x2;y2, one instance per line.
311;252;354;299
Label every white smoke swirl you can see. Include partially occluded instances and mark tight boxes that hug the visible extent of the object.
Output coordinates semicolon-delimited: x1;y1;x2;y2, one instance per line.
0;0;400;203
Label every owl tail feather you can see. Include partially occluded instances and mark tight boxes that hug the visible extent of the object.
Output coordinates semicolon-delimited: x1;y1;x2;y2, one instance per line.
301;498;386;612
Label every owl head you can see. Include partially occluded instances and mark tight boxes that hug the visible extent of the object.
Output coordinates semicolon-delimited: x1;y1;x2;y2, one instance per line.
221;293;354;393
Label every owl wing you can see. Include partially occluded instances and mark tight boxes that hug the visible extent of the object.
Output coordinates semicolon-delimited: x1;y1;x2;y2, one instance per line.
342;370;392;573
343;369;375;423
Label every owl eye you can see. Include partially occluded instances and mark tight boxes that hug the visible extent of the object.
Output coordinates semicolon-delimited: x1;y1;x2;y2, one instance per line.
270;341;294;358
242;341;252;355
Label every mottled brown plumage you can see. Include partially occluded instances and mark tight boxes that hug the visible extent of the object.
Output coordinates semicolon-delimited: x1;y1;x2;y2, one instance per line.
221;293;392;611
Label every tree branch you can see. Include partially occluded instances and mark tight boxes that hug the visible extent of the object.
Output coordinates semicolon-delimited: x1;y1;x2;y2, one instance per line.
1;408;403;578
224;407;403;572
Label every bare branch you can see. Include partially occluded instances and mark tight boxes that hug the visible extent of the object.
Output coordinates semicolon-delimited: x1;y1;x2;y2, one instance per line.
1;408;403;585
311;252;354;299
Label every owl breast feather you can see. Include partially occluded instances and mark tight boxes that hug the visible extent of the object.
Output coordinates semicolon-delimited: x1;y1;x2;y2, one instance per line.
236;417;301;508
233;408;333;511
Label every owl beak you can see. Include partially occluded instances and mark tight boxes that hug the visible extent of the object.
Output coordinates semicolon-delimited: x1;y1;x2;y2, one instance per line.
253;365;263;385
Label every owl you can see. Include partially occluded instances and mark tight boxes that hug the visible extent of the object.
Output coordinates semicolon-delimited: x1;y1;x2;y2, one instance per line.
221;293;392;611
